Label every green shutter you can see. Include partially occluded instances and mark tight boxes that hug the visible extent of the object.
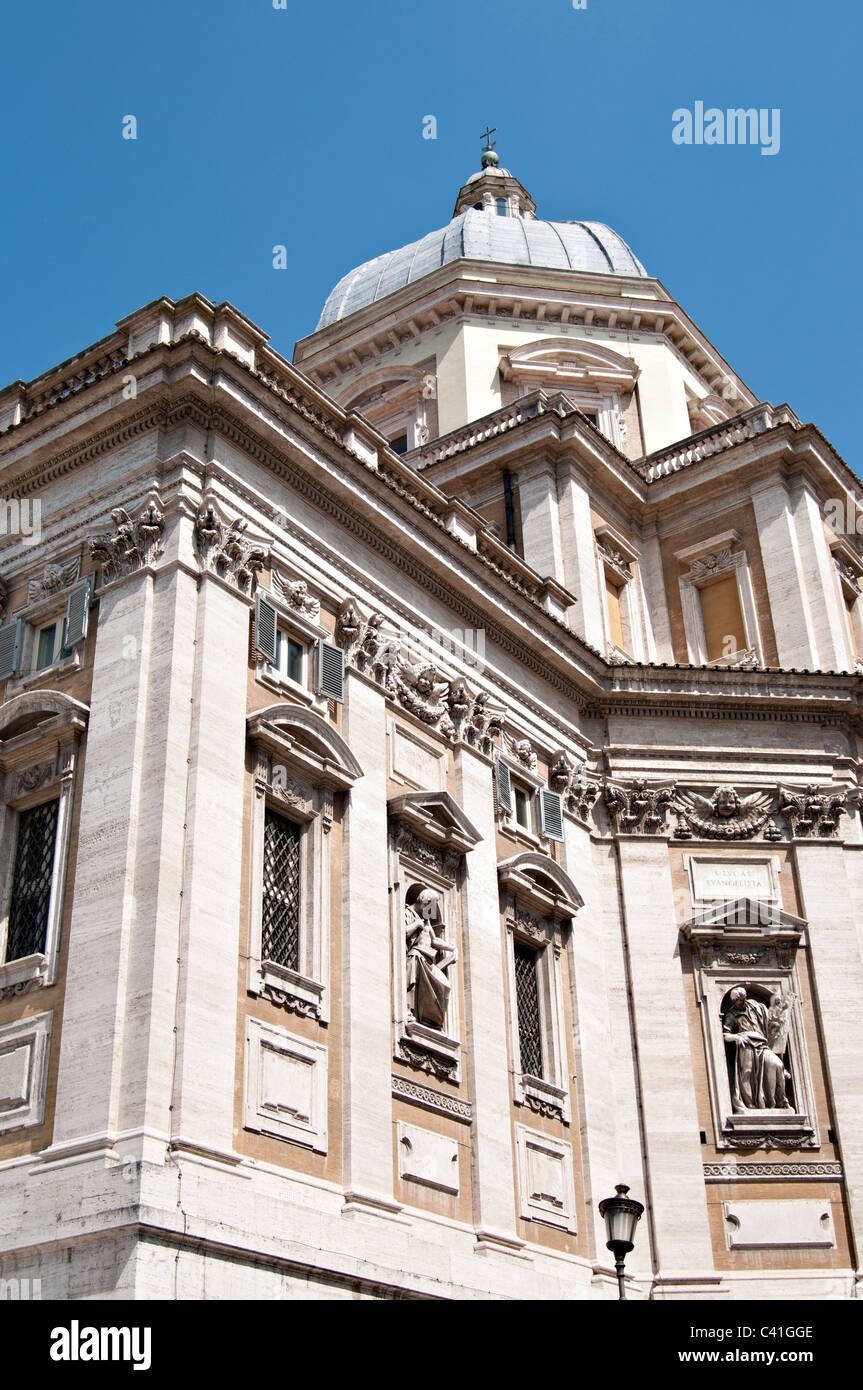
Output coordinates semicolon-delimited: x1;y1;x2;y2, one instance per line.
317;640;345;702
494;757;513;816
254;593;278;663
63;577;94;649
0;619;23;680
539;789;565;842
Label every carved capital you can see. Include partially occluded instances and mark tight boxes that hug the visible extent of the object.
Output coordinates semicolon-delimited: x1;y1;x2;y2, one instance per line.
194;500;268;594
604;778;676;835
778;784;852;839
89;496;165;582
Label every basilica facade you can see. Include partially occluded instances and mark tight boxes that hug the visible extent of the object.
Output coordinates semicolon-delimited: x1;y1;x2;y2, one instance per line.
0;149;862;1300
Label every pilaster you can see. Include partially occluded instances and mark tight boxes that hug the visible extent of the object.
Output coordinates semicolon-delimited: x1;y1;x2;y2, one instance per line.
454;743;522;1251
340;673;397;1211
615;835;716;1280
557;462;605;648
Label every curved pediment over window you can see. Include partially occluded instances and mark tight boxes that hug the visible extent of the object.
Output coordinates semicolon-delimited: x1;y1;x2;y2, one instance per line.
341;365;429;415
0;690;90;746
500;338;640;394
498;851;583;922
247;704;363;789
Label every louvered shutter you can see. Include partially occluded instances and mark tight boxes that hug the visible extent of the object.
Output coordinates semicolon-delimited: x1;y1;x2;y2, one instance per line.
254;593;278;663
494;757;513;816
63;577;94;648
0;620;23;680
317;640;345;702
539;789;565;842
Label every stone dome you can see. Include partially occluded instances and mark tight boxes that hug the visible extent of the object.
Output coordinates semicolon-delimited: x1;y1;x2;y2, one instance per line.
317;206;649;330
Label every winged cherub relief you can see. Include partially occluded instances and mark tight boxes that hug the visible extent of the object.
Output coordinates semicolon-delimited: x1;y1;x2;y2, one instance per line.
674;785;777;840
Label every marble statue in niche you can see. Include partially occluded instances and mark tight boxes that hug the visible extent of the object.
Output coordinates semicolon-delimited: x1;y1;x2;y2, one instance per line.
404;886;456;1031
722;985;794;1112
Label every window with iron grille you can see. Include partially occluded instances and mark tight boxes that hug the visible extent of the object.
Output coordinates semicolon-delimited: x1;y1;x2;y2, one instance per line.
6;800;59;962
513;940;544;1079
261;809;301;971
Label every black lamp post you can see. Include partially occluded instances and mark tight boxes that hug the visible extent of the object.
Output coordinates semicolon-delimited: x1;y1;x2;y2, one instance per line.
598;1183;644;1300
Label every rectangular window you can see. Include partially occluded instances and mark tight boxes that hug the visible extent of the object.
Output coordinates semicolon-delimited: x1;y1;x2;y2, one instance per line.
514;786;530;829
6;801;59;962
513;941;544;1079
389;433;409;455
604;572;625;650
261;809;301;972
700;574;745;661
271;629;305;686
35;624;58;672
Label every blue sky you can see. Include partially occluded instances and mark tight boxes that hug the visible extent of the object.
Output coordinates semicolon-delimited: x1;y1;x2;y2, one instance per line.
0;0;859;463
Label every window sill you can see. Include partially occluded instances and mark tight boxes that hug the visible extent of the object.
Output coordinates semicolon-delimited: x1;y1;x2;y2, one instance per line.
515;1072;570;1123
249;958;325;1022
0;952;49;998
6;652;81;694
254;662;327;712
499;819;549;853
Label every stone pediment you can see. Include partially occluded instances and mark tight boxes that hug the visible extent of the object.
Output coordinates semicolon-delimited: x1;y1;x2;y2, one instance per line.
682;897;806;947
247;705;364;790
387;790;482;855
498;851;583;922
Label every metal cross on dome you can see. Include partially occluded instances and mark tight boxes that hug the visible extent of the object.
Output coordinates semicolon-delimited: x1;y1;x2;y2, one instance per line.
480;125;497;152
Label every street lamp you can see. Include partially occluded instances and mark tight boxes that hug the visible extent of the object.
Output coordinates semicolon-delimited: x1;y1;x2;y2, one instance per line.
598;1183;644;1300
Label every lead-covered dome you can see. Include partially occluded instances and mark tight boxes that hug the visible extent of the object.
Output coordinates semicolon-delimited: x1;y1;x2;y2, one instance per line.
317;152;648;330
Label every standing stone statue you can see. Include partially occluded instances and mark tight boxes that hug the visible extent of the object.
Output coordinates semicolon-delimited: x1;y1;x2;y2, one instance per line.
404;888;456;1031
723;986;792;1112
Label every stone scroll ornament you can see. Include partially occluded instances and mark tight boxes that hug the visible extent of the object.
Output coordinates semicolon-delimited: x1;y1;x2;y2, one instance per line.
673;786;779;841
722;987;794;1114
89;499;165;582
404;889;456;1031
194;501;269;594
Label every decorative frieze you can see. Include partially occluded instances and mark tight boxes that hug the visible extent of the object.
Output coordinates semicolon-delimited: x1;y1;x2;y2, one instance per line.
391;1073;472;1122
338;599;508;750
194;500;268;594
704;1161;843;1181
674;786;778;841
16;759;56;796
260;982;322;1021
396;1039;458;1080
89;498;165;582
393;826;460;880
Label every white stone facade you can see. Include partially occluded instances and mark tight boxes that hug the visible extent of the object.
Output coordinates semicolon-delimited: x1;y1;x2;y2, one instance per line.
1;160;862;1301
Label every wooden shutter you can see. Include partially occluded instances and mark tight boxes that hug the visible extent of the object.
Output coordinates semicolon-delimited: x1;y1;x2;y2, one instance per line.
0;619;23;680
316;641;345;702
494;757;513;816
63;577;94;649
539;789;565;842
254;593;278;663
